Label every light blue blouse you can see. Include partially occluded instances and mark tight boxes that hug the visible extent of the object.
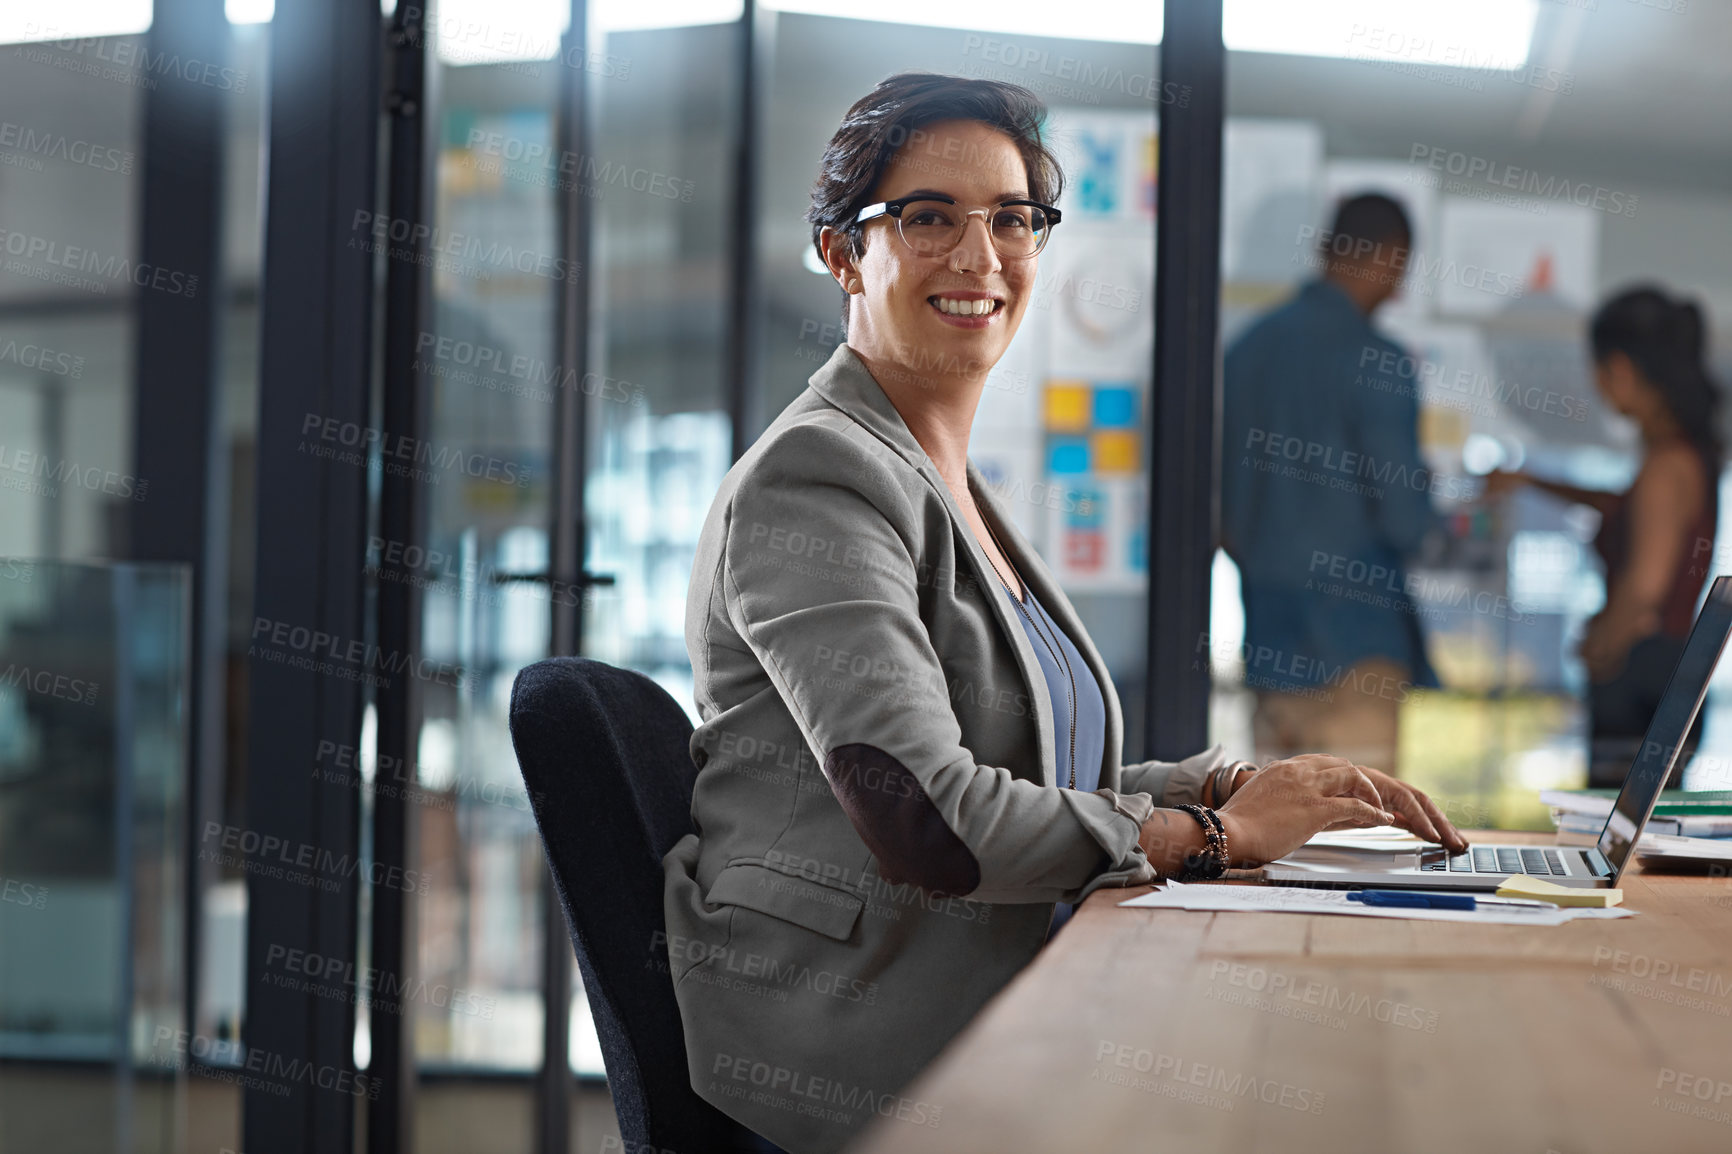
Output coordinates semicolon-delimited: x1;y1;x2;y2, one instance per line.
1001;580;1107;936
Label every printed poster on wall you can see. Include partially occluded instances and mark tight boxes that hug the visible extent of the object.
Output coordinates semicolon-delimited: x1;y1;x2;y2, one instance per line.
1435;198;1599;317
1221;118;1324;286
1033;109;1159;591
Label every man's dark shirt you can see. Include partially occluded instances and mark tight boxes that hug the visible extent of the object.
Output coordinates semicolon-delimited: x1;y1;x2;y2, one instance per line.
1221;278;1441;692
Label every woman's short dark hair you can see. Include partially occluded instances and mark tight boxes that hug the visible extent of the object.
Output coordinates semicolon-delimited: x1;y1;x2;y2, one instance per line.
1591;284;1723;467
806;72;1064;265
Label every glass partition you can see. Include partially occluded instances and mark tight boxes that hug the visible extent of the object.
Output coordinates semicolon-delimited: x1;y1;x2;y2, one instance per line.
573;13;738;1071
1211;1;1732;827
0;559;188;1154
404;36;568;1102
0;28;144;561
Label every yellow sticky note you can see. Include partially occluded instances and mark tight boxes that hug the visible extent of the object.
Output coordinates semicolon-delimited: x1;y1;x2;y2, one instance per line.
1091;431;1140;474
1495;875;1623;908
1044;383;1092;432
1419;405;1467;451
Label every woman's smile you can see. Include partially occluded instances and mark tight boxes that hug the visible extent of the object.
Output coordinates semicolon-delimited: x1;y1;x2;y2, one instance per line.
928;291;1005;328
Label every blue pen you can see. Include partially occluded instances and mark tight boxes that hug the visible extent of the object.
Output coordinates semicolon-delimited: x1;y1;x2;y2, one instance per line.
1347;889;1476;911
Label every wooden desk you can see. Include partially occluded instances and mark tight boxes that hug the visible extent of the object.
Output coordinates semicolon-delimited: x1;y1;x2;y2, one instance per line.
848;833;1732;1154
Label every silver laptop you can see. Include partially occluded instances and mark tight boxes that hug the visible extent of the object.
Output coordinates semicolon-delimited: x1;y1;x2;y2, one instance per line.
1264;575;1732;892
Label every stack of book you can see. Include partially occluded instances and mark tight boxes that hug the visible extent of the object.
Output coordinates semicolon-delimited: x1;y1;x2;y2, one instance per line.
1543;788;1732;843
1543;788;1732;870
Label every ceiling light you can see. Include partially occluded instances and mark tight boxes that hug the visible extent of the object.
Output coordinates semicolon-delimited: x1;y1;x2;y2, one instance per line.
0;1;150;44
227;0;273;24
1227;0;1536;70
762;0;1533;70
0;0;1533;77
430;0;566;65
764;0;1159;45
591;0;744;34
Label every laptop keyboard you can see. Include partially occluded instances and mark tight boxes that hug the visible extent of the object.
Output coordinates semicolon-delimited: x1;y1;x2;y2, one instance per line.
1419;847;1569;876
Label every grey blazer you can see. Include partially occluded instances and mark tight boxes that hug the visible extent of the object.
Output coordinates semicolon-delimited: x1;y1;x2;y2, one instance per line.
662;343;1223;1153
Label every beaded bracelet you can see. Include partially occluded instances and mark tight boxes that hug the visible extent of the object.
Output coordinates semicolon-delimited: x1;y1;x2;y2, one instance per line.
1174;803;1229;881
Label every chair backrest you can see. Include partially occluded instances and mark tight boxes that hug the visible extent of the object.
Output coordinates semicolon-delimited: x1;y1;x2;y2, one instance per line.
509;656;755;1153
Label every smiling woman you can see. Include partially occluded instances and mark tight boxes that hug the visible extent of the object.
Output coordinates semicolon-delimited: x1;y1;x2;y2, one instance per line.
661;70;1464;1154
802;76;1070;598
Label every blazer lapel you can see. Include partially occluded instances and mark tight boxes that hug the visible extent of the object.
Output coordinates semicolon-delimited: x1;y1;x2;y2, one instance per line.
806;344;931;469
806;345;1060;787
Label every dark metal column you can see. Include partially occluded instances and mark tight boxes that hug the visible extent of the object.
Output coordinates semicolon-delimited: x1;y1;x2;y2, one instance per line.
725;0;766;462
536;2;597;1147
1144;0;1225;760
370;4;433;1152
549;8;595;658
242;0;381;1149
127;0;229;1054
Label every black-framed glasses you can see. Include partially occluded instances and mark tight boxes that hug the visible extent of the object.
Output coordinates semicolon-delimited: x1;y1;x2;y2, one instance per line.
854;194;1061;259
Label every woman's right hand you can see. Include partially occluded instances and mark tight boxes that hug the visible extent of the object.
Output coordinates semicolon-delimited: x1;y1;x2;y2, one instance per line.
1214;754;1393;866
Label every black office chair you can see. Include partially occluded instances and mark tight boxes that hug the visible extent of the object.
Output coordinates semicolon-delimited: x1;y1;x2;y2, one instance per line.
509;656;760;1153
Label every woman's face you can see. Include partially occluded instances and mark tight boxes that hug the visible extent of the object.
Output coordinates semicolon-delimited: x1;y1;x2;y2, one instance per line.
1594;350;1647;420
825;119;1039;388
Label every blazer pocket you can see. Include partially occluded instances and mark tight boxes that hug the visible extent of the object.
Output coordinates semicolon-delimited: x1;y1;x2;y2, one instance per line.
703;861;865;942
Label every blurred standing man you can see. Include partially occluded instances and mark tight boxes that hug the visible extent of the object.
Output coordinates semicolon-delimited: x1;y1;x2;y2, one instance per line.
1221;194;1442;776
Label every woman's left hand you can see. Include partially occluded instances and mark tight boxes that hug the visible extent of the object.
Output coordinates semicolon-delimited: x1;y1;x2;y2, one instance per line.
1328;764;1469;852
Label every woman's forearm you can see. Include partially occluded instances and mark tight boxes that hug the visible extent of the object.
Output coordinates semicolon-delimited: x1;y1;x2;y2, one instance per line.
1524;475;1618;516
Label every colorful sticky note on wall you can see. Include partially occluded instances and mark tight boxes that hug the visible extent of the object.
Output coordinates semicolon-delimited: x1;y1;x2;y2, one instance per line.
1091;431;1140;474
1044;381;1092;432
1048;437;1090;475
1066;486;1104;529
1075;131;1121;216
1092;384;1138;429
1141;131;1158;218
1065;530;1106;571
1420;405;1467;450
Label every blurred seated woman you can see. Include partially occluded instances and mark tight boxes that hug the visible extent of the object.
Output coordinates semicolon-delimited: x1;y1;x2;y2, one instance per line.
1489;286;1721;787
663;72;1466;1154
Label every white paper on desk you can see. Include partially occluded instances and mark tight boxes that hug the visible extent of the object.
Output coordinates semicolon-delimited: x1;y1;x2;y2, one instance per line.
1301;825;1433;853
1635;832;1732;862
1120;882;1636;925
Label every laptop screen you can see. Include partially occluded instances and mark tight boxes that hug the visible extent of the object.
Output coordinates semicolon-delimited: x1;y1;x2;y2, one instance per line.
1598;575;1732;879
